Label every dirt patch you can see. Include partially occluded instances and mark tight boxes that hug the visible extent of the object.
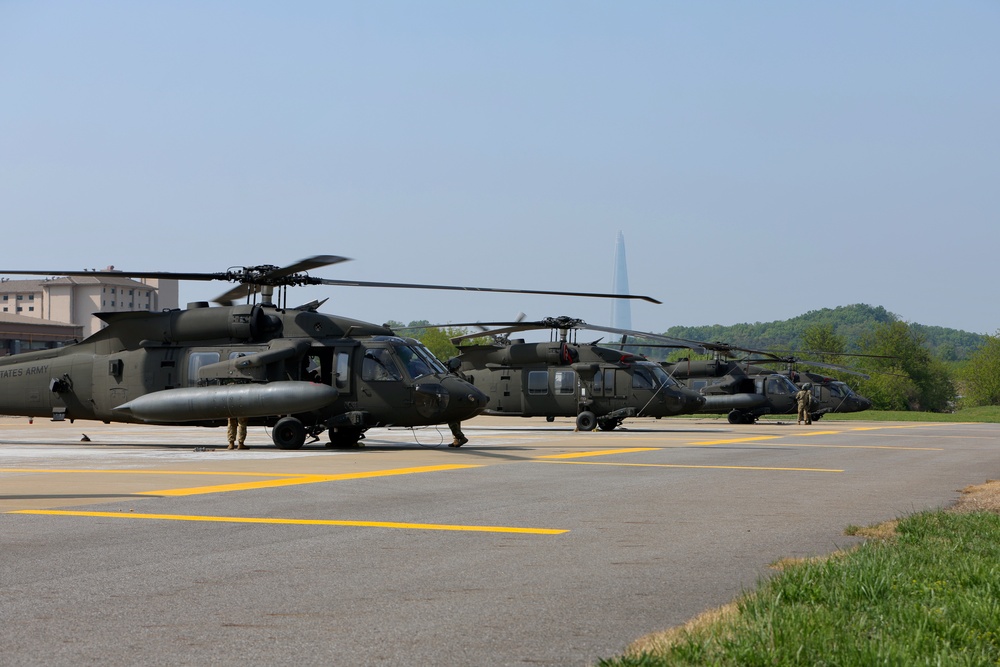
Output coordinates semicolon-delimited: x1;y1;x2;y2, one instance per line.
951;479;1000;514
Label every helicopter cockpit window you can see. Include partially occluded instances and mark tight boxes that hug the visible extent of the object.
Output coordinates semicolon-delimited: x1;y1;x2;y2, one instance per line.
395;344;446;380
632;366;656;390
828;382;853;398
335;351;351;391
766;375;798;395
638;362;678;388
362;348;402;382
188;352;221;386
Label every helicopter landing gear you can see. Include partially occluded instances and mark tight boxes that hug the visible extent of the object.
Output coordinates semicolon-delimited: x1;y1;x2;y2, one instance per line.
272;416;306;449
327;426;366;448
545;416;555;423
575;411;597;432
597;417;621;431
727;410;753;425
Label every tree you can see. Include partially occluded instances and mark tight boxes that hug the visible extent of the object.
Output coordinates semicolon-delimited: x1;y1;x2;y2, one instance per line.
855;321;956;411
801;324;846;363
959;333;1000;407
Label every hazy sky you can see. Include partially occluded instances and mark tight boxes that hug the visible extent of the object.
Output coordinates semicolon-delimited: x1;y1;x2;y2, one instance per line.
3;2;997;337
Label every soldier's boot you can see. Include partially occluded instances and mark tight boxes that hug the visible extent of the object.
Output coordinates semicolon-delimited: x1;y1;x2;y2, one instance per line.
237;441;248;450
227;441;236;450
449;436;469;448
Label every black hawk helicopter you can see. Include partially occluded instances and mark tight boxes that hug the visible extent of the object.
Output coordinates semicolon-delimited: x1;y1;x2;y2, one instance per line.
412;316;707;431
0;258;661;448
658;342;874;424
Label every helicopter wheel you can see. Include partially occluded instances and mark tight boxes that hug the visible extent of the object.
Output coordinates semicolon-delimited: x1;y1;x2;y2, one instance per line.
327;426;365;448
575;411;597;432
546;416;555;423
727;410;749;425
272;417;306;449
597;418;620;431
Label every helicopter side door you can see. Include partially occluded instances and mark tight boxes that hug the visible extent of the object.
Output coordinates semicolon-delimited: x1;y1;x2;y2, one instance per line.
592;366;625;415
356;343;410;425
522;367;578;417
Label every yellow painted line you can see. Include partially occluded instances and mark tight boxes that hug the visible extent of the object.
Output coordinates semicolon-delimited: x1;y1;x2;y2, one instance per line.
144;465;482;496
850;424;948;431
10;510;567;535
0;464;483;497
0;468;303;477
799;431;840;436
732;443;942;451
537;448;661;459
541;461;842;472
689;436;783;446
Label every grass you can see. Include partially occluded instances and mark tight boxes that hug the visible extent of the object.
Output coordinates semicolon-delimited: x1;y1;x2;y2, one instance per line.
597;485;1000;667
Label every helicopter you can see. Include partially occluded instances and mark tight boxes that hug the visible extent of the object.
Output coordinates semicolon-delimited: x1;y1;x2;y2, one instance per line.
0;258;661;449
410;316;707;431
659;342;874;424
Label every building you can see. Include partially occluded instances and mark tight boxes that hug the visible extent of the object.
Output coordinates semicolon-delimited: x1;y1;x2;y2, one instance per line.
0;270;178;354
0;311;82;356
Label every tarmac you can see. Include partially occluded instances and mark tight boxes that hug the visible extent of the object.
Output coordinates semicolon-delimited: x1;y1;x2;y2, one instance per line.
3;415;999;665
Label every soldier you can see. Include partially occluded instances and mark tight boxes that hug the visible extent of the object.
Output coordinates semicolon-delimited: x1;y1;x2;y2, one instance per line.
447;358;470;447
448;421;469;448
227;416;248;449
795;383;814;425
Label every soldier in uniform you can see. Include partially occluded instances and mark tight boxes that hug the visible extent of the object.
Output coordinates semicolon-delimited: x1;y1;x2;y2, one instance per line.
227;416;248;449
446;358;470;447
795;383;814;425
448;421;469;447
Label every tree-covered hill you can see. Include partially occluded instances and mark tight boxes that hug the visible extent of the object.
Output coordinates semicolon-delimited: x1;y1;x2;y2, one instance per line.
660;304;986;361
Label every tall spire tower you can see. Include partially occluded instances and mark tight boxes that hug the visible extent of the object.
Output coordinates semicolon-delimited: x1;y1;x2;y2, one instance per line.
611;231;632;329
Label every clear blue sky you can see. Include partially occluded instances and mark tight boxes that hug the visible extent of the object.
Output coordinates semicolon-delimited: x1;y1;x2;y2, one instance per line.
2;2;997;336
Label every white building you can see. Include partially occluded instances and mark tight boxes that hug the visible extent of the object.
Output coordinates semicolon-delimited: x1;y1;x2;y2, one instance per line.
0;271;178;342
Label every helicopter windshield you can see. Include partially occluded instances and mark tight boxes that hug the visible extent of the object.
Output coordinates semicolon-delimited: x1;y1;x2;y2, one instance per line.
765;374;799;395
828;382;854;398
634;362;679;389
395;343;447;380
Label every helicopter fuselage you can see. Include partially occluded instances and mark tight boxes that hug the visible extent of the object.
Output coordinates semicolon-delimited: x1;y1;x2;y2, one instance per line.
0;303;488;448
664;359;871;424
451;341;706;431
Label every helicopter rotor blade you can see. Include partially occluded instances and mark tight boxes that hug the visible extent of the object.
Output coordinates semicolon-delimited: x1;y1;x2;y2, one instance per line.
311;279;661;304
745;356;871;379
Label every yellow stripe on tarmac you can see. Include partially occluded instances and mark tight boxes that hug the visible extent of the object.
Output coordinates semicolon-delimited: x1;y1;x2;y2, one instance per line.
689;436;783;446
540;461;842;473
799;431;840;436
537;448;660;459
0;468;303;477
734;443;942;451
145;465;482;496
10;509;567;535
0;464;482;497
850;424;948;431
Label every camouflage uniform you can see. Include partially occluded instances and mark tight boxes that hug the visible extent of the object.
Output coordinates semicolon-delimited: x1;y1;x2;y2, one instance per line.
227;417;248;449
795;384;813;425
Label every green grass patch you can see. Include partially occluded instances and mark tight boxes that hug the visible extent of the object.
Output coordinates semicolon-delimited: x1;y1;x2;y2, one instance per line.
598;511;1000;666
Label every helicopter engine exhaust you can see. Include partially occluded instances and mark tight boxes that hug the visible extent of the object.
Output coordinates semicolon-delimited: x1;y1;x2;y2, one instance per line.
113;381;339;422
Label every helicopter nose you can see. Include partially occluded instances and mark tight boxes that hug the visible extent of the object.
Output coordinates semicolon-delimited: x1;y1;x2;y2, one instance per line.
463;385;490;411
441;376;490;420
